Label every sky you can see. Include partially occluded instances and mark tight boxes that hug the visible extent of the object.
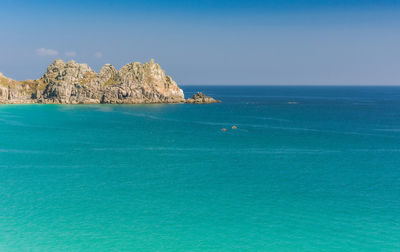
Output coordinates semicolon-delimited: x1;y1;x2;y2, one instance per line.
0;0;399;85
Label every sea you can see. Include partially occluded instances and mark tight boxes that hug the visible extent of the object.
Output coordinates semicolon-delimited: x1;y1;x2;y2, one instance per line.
0;86;399;251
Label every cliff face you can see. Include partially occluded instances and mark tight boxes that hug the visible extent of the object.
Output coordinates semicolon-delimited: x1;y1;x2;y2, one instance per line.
0;72;37;104
0;59;192;104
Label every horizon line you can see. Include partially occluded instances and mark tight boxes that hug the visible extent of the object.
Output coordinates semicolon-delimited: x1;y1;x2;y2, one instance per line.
180;84;400;87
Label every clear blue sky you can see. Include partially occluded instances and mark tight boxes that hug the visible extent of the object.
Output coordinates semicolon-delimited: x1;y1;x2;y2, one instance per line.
1;0;399;85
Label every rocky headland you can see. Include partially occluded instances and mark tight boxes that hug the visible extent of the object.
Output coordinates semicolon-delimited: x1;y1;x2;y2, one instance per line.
0;59;220;104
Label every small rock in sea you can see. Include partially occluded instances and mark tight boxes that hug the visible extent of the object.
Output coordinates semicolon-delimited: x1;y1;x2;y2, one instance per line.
185;92;221;104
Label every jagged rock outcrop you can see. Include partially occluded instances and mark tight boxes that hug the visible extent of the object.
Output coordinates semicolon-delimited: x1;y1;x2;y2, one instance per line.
186;92;221;104
0;72;36;104
37;59;186;104
1;59;221;104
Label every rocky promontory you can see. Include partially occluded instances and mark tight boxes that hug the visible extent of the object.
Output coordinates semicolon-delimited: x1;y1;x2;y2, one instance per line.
0;59;219;104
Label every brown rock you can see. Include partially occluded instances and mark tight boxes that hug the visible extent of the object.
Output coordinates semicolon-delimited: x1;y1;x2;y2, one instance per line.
0;59;188;104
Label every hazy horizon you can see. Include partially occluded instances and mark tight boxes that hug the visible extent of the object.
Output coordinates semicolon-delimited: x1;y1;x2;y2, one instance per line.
1;0;399;85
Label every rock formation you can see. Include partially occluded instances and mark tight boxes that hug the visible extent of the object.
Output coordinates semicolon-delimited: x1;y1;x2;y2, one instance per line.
186;92;221;104
0;59;219;104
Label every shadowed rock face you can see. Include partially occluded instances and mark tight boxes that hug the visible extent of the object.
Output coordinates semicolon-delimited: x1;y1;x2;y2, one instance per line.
0;59;200;104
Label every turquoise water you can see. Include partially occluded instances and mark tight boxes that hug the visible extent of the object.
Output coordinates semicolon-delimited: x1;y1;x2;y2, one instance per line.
0;86;399;251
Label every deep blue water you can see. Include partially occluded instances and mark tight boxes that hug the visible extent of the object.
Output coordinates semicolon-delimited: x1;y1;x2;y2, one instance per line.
0;86;399;251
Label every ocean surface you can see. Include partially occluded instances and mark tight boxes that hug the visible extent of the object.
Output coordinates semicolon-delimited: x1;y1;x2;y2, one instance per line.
0;86;399;251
